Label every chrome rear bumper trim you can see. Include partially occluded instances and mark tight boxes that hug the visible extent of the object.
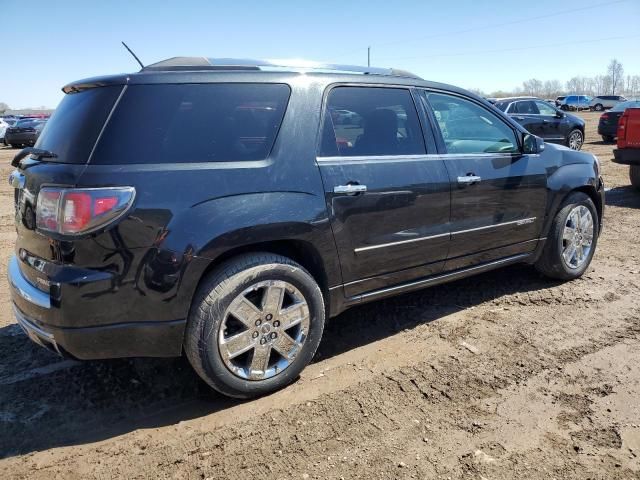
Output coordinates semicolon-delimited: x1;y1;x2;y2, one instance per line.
8;255;51;309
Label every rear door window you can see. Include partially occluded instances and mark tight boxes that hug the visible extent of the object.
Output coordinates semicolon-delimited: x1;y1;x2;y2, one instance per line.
92;83;291;164
513;101;539;114
319;86;426;157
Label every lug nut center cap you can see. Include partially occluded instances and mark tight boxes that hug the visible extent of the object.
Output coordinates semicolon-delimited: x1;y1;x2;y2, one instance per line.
261;324;271;334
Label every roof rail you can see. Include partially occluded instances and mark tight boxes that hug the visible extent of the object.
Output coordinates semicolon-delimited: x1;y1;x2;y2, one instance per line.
141;57;423;80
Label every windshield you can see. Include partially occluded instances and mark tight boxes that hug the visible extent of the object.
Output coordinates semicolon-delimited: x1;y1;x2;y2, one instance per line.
34;85;123;163
612;101;640;112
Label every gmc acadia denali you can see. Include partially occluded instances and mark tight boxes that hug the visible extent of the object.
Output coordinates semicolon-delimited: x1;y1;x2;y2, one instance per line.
8;57;605;398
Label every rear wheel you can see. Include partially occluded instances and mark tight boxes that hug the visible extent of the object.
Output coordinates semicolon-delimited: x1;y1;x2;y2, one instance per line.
184;253;325;398
601;135;615;143
535;192;598;280
630;165;640;191
567;129;583;150
594;103;604;111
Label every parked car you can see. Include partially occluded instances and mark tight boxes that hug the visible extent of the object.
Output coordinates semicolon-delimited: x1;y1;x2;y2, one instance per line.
493;96;585;150
597;100;640;142
589;95;627;112
555;96;566;107
612;107;640;189
4;118;47;148
8;57;604;399
0;118;9;144
560;95;591;111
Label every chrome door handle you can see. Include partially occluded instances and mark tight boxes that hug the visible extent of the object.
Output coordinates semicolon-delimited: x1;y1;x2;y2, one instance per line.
457;175;481;185
334;184;367;194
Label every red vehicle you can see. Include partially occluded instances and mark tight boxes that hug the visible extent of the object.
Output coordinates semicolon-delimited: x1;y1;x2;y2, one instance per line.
613;108;640;190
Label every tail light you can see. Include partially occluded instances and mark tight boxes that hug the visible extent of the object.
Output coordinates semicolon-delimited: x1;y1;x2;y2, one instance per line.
617;113;628;149
36;187;135;236
601;113;609;120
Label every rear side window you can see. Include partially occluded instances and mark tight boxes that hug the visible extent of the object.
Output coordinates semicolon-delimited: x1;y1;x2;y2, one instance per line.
34;86;122;164
512;101;539;114
319;86;426;157
92;83;290;164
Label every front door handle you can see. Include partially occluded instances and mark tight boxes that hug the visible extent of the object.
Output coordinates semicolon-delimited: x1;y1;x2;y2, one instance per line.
334;184;367;194
457;175;482;185
514;116;525;120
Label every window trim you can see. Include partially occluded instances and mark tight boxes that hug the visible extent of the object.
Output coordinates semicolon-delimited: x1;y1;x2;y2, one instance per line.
315;82;430;160
419;88;524;156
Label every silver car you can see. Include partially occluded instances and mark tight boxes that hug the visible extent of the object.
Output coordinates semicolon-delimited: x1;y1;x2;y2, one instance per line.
589;95;627;111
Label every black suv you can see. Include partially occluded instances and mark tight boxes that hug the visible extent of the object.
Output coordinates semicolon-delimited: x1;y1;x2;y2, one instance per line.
493;97;586;150
9;58;605;398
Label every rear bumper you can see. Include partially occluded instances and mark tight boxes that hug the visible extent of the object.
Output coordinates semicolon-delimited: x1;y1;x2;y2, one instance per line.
613;148;640;165
597;124;617;137
8;255;186;359
4;133;37;144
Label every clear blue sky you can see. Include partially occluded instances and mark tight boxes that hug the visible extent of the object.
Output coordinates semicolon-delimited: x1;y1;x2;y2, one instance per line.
2;0;639;108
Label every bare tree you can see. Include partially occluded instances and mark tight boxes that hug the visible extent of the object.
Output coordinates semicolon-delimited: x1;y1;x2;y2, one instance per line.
543;80;562;98
566;76;589;94
0;102;9;114
522;78;543;96
607;59;624;95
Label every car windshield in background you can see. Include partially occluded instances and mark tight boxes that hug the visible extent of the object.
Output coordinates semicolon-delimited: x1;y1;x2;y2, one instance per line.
91;83;291;164
35;85;123;164
612;101;640;112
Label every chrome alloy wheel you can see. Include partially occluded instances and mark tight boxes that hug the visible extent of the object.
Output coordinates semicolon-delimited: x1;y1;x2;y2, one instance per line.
218;280;310;380
569;130;583;150
562;205;594;269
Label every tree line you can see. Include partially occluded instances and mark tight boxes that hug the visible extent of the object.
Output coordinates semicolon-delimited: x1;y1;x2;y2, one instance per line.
477;59;639;99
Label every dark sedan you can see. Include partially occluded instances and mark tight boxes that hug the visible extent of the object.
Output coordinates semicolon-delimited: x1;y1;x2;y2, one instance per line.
598;100;640;142
494;97;585;150
5;118;47;148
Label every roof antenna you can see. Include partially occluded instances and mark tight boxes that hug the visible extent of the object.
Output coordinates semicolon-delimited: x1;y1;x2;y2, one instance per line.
121;41;144;69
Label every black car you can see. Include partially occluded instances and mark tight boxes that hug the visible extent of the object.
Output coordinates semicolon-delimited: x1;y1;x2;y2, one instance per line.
8;57;604;398
598;100;640;142
5;118;47;148
555;96;566;107
494;97;586;150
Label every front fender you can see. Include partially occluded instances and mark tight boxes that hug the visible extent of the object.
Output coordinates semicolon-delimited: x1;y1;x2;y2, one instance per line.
543;161;602;237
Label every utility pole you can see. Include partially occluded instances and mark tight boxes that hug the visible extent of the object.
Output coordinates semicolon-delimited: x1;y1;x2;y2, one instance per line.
367;46;370;67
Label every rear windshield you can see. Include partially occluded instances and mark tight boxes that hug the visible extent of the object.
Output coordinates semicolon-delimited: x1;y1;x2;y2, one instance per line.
91;83;291;164
35;86;122;164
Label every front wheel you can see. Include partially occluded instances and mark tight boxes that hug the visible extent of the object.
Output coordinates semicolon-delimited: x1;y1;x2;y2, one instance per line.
184;253;325;398
567;129;583;150
535;192;598;280
630;165;640;190
594;103;604;111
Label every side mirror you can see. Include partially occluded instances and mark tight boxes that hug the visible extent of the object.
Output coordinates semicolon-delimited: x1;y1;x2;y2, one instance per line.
523;134;544;154
555;111;565;118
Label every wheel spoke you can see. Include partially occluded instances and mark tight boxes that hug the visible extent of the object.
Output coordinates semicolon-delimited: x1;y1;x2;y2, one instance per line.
563;226;576;241
220;331;255;360
262;284;285;314
563;242;576;266
272;332;299;360
229;297;262;327
278;302;308;329
249;344;272;379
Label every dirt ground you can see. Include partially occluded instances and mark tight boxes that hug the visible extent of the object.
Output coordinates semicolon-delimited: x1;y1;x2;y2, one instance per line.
0;111;639;480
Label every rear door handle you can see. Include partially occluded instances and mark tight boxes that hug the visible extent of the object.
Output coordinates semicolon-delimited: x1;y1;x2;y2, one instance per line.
514;116;525;120
457;175;482;185
334;184;367;194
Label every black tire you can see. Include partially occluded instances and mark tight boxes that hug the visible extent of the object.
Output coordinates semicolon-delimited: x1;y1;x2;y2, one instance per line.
594;103;604;111
566;129;583;150
601;135;615;143
184;252;325;398
561;105;568;111
630;165;640;191
10;144;20;149
535;192;598;280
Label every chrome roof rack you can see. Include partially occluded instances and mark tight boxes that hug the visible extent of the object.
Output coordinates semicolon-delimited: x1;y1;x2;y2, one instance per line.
141;57;423;80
